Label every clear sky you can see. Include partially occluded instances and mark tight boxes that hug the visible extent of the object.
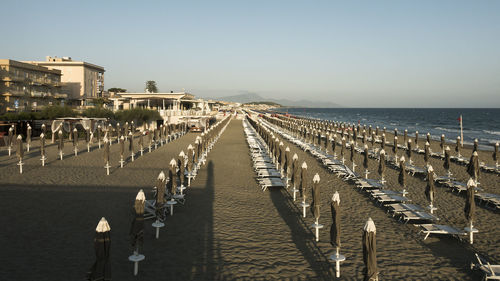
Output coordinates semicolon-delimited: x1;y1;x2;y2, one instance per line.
2;0;499;107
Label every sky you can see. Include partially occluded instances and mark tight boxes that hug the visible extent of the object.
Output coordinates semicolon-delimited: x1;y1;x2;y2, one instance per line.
2;0;499;107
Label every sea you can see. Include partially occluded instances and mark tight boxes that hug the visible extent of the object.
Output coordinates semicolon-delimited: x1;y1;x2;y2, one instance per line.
272;108;500;151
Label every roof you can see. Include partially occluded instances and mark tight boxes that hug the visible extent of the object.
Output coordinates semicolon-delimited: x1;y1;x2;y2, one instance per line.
22;60;105;72
116;92;195;100
0;59;62;75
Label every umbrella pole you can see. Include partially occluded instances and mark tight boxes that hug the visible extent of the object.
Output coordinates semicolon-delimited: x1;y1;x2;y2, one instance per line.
149;145;151;153
140;146;143;156
188;173;191;186
98;140;101;149
465;222;478;244
41;156;46;166
352;162;356;173
120;156;124;168
59;150;63;160
18;159;23;174
301;199;309;218
27;144;30;152
312;218;324;242
365;169;369;179
131;153;134;162
128;248;145;276
74;147;78;156
152;219;164;239
87;143;90;152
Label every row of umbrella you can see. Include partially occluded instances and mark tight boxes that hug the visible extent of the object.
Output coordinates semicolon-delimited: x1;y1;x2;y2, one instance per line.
86;115;232;279
264;112;480;245
247;115;376;279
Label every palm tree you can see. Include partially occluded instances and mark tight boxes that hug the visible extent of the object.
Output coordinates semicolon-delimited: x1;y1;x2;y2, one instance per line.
145;81;158;93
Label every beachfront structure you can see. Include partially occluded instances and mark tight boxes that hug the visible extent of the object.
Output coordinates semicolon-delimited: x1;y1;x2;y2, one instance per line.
0;59;64;113
109;92;215;124
24;57;105;106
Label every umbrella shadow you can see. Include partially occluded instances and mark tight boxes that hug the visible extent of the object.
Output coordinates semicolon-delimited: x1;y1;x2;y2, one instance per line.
269;187;335;280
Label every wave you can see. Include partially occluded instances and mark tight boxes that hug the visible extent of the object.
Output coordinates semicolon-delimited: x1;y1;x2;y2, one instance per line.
483;130;500;136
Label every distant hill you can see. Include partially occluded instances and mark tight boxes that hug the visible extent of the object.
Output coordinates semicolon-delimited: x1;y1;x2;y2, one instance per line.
216;93;341;108
243;101;282;107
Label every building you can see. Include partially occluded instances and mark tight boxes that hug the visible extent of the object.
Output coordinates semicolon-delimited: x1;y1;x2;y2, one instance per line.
0;59;64;113
109;91;215;124
24;56;105;106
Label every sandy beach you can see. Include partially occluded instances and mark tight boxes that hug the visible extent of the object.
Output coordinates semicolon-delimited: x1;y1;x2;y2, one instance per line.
0;118;497;280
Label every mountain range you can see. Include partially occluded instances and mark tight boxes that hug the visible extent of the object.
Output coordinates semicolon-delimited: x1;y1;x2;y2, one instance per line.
213;92;341;108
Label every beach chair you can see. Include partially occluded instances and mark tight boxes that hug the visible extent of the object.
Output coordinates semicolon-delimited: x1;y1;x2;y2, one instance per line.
419;224;465;240
374;194;410;205
258;178;285;191
472;254;500;280
257;169;282;178
405;164;427;177
399;211;439;224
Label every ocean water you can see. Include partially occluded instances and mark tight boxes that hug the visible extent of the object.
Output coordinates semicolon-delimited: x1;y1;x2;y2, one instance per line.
273;108;500;150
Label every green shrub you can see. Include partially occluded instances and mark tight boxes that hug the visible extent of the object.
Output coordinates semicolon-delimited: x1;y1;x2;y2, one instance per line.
82;107;114;119
114;108;161;124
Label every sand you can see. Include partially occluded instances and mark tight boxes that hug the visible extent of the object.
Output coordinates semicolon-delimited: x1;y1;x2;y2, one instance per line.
0;118;497;280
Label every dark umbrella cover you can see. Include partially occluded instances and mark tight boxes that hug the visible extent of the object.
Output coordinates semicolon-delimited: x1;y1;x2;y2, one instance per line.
104;138;110;163
310;173;321;220
155;172;166;218
130;190;145;250
330;192;341;248
415;131;419;148
378;150;386;179
425;166;436;204
363;145;369;170
464;178;476;226
473;139;478;153
424;142;430;165
362;218;377;281
16;135;24;159
350;141;355;163
87;217;111;281
443;146;451;171
300;162;308;198
494;142;499;162
169;159;178;195
40;133;46;157
455;137;461;155
398;157;406;188
467;151;480;182
406;139;412;160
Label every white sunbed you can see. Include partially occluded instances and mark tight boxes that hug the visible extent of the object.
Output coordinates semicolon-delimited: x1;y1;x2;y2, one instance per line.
419;224;465;240
473;253;500;280
400;211;439;224
258;177;285;191
374;194;410;205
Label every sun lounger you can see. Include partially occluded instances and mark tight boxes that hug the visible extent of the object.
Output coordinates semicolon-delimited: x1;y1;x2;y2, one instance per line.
475;193;500;210
356;178;384;190
374;194;410;205
419;224;465;240
405;165;427;176
258;177;285;191
450;155;469;165
257;169;282;178
472;254;500;280
400;211;439;224
387;203;425;215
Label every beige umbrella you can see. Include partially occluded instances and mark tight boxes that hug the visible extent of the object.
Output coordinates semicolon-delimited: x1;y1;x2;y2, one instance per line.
329;191;345;278
464;178;478;244
16;135;24;174
40;133;46;166
378;149;386;184
58;129;64;160
87;218;111;281
363;218;378;281
119;136;125;168
26;124;32;152
129;190;145;276
311;173;323;242
300;161;309;218
129;132;135;161
73;128;79;156
104;137;111;175
425;166;437;213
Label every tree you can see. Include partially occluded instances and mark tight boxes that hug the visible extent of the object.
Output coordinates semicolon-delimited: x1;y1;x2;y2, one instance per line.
108;87;127;93
145;81;158;93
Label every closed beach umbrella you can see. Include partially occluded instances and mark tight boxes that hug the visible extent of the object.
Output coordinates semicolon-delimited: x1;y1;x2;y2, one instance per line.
16;135;24;160
169;158;178;196
87;217;111;281
371;131;376;147
494;142;498;165
97;125;101;146
26;124;31;150
415;131;419;148
467;151;480;183
363;218;378;281
378;150;386;182
310;173;321;220
363;145;369;170
285;147;291;176
41;123;46;135
117;123;121;140
73;128;78;147
58;129;64;152
368;125;372;136
129;132;134;152
381;134;386;150
398;156;406;189
425;166;436;209
119;136;125;159
8;126;13;149
40;133;46;158
383;127;386;135
330;191;341;248
350;141;355;163
331;135;337;155
406;139;412;161
392;136;398;159
375;126;379;136
464;178;476;229
394;128;398;137
353;129;358;146
340;137;346;159
178;151;186;187
292;154;299;187
426;133;431;145
130;190;145;250
455;137;461;156
187;144;194;173
362;130;367;145
443;146;451;173
424;142;430;166
473;139;478;153
155;172;166;218
86;128;91;144
440;134;445;154
104;138;110;164
300;161;308;198
404;129;408;146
